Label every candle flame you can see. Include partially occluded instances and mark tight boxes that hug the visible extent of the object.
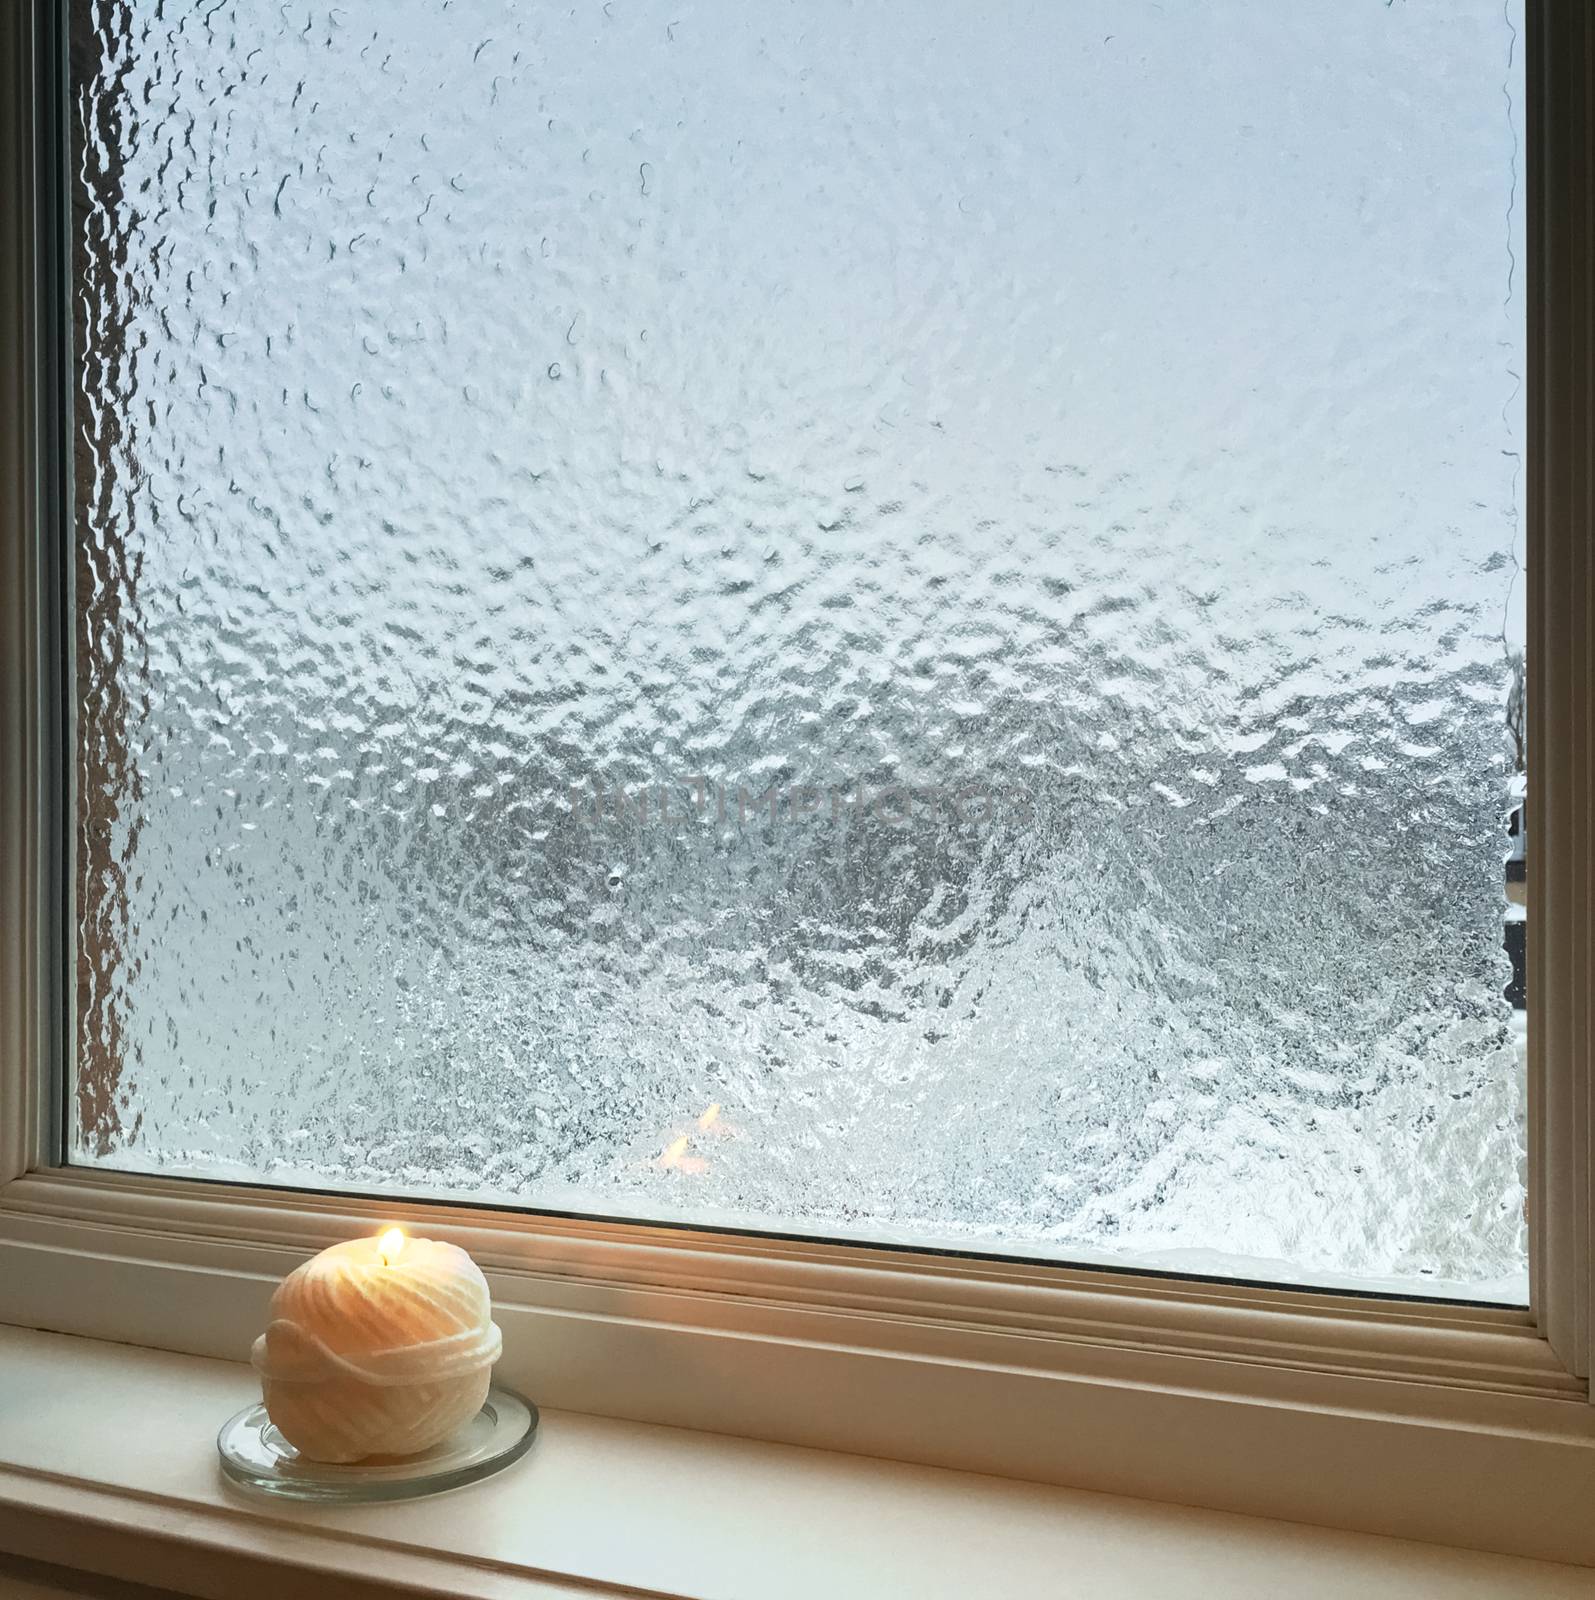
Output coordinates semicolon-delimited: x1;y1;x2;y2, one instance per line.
698;1103;722;1131
657;1134;708;1174
377;1226;406;1266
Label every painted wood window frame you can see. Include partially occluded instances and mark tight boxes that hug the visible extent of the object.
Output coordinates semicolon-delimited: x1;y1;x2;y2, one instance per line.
1;0;1591;1566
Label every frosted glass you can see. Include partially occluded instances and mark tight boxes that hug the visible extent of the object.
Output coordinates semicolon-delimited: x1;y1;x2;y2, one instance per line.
71;0;1528;1299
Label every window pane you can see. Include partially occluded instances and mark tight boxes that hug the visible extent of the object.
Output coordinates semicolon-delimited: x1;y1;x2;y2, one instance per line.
71;0;1527;1299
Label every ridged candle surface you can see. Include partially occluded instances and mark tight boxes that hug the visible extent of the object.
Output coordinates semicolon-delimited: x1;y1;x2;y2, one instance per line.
253;1235;502;1463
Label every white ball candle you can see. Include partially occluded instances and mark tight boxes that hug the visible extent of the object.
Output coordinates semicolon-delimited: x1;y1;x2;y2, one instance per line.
252;1228;502;1464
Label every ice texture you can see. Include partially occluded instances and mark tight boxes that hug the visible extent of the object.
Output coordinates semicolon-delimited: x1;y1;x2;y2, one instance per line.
72;0;1528;1298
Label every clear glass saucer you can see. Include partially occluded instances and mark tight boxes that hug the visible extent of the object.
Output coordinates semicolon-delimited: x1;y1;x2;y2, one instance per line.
217;1385;538;1502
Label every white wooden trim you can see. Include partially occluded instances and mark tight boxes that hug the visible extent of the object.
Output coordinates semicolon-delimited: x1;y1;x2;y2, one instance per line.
0;1471;653;1600
5;1326;1595;1597
4;1166;1595;1564
0;0;58;1192
0;1167;1576;1398
1;0;1593;1571
1527;0;1595;1384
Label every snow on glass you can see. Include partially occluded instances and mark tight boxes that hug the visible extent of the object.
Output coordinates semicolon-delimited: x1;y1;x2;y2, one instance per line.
72;0;1527;1299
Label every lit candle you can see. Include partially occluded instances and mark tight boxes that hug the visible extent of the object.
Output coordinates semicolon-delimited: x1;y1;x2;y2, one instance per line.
251;1228;502;1463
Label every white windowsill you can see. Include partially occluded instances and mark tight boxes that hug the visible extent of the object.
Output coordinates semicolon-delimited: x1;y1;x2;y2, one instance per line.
0;1327;1591;1599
